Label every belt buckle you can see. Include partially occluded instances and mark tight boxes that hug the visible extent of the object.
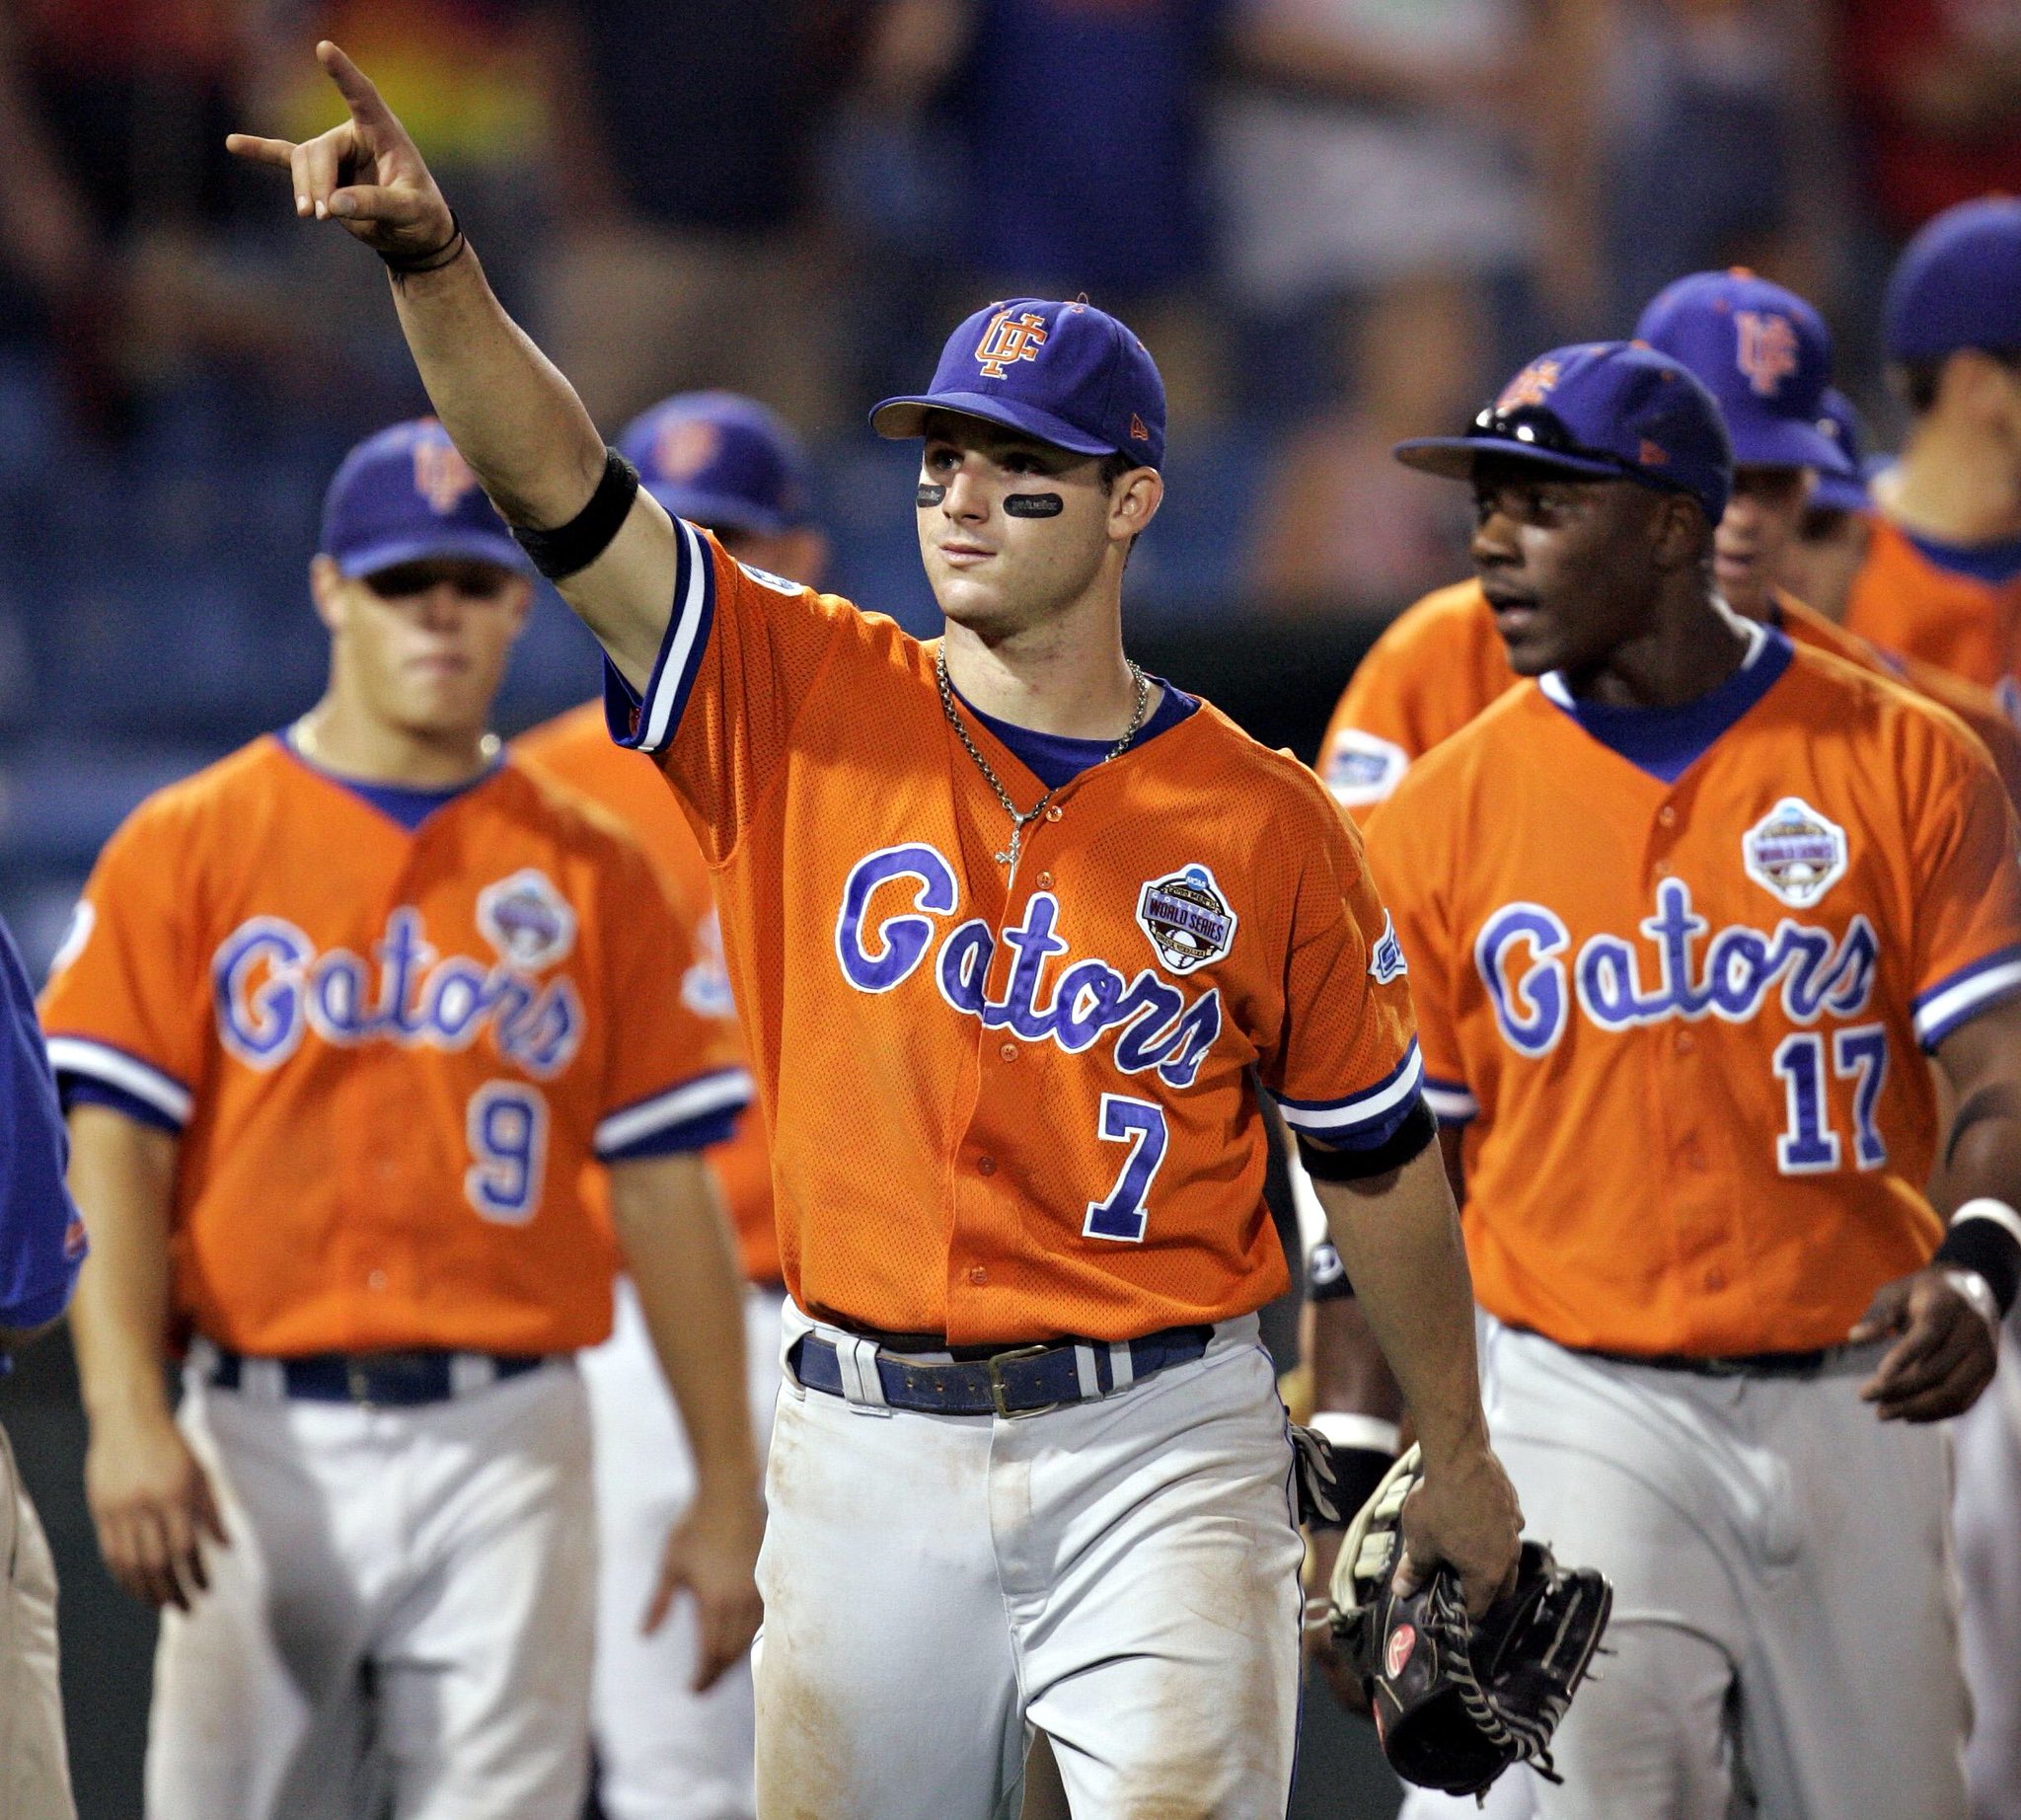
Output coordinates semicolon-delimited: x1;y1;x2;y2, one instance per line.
986;1343;1057;1419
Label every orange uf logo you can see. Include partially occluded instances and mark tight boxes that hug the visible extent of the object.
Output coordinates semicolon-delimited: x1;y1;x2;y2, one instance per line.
1496;358;1561;412
413;437;479;514
1735;311;1799;398
975;309;1050;381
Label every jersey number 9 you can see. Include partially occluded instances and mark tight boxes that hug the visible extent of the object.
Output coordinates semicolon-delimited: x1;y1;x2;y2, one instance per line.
466;1082;550;1223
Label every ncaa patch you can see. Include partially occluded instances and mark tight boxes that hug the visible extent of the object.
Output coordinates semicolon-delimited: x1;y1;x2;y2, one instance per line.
1743;797;1847;908
477;870;577;971
1369;911;1408;984
736;560;802;597
1323;730;1409;809
1137;865;1237;975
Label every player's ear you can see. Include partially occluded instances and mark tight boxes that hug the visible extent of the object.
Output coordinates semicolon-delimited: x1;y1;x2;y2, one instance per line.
308;554;347;634
502;576;536;635
1106;467;1162;545
1649;493;1710;573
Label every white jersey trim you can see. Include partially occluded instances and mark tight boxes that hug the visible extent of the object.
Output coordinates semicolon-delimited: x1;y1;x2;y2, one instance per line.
595;1066;753;1158
44;1036;192;1128
1911;947;2021;1050
1277;1042;1423;1139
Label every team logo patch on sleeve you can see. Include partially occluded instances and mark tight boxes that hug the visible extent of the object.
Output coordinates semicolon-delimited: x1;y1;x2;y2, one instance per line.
1136;866;1237;975
477;871;577;970
1370;911;1408;984
1743;798;1847;908
1323;730;1409;808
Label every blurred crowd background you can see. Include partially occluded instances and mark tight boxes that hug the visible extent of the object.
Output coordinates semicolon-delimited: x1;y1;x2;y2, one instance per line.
1;0;2019;972
2;3;2020;1813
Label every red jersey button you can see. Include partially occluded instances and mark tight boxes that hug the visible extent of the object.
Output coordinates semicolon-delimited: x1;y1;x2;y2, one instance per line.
999;1041;1018;1061
968;1265;988;1286
977;1156;997;1176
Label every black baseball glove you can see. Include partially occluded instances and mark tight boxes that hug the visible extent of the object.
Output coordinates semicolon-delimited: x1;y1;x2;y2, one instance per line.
1328;1446;1612;1801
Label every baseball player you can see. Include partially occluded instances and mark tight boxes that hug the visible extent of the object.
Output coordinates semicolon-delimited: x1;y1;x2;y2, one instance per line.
1367;339;2021;1819
230;44;1526;1819
515;390;826;1820
1318;269;2021;820
1776;388;1875;627
2;913;88;1820
41;418;764;1820
1843;197;2021;714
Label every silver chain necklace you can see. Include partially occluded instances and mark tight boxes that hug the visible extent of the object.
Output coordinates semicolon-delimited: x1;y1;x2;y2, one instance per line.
936;645;1151;870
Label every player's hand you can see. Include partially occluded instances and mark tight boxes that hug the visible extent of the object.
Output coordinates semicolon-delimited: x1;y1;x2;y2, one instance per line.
1852;1265;1999;1422
643;1479;766;1692
84;1404;228;1612
1302;1527;1370;1716
1396;1438;1522;1620
225;41;455;264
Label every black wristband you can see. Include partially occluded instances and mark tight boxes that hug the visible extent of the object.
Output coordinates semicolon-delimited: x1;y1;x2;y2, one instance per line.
379;209;466;276
1297;1097;1438;1183
511;448;641;581
1935;1211;2021;1317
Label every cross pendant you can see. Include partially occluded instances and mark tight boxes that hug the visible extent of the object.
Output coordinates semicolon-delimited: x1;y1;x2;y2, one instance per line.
995;828;1022;870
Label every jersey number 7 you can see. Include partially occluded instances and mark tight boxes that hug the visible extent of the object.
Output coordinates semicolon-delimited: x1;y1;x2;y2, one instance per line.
1085;1095;1168;1243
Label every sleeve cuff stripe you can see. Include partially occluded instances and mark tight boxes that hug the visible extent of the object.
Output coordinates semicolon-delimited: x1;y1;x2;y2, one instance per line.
636;519;713;754
1423;1083;1478;1123
44;1037;190;1126
1278;1043;1423;1135
595;1068;752;1154
1913;952;2021;1047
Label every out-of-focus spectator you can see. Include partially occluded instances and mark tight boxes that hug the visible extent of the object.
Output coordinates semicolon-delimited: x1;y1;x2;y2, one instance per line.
1838;0;2021;239
540;0;878;432
1216;0;1540;614
1598;0;1848;326
864;0;1232;420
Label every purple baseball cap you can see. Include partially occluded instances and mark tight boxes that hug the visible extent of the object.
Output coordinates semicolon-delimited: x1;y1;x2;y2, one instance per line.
320;418;530;578
1395;341;1734;525
1887;196;2021;364
1809;389;1872;517
870;298;1166;470
618;391;814;536
1634;269;1851;475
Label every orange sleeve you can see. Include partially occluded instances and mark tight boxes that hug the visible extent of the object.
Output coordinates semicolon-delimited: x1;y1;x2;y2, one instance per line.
602;525;855;864
1903;723;2021;1053
1261;783;1424;1150
37;800;208;1131
590;834;753;1160
1361;780;1472;1124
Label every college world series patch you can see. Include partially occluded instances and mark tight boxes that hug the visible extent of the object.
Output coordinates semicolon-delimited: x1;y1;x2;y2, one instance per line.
477;870;577;970
1137;865;1237;974
1743;797;1847;908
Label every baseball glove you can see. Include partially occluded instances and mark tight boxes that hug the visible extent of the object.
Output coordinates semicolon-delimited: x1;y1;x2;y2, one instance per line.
1328;1446;1612;1801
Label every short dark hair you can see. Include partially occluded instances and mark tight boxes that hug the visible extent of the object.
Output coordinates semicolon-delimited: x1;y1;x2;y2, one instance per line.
1098;451;1138;490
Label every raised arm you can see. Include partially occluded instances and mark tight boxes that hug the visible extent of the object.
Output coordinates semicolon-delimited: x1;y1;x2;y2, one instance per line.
226;41;678;687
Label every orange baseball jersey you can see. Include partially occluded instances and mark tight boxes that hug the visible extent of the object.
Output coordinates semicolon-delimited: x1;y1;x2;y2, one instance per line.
1845;515;2021;713
604;524;1422;1345
1365;627;2021;1356
515;702;780;1287
1320;576;2021;814
37;737;752;1358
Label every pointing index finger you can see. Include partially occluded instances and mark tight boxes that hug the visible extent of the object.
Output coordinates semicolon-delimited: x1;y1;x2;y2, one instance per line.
317;39;392;128
224;133;297;170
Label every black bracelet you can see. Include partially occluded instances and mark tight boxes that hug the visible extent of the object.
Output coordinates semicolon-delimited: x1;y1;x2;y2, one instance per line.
380;210;466;277
1934;1210;2021;1317
510;448;642;581
1297;1098;1438;1183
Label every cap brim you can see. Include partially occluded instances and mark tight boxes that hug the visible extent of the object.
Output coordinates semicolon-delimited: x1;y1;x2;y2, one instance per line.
1808;471;1870;515
335;529;533;578
644;484;792;537
1723;412;1855;477
868;391;1116;457
1391;436;1629;486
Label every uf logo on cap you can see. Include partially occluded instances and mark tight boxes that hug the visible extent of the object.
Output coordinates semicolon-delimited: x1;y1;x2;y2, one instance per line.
1496;358;1561;412
1735;311;1799;398
975;309;1050;381
413;437;480;514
